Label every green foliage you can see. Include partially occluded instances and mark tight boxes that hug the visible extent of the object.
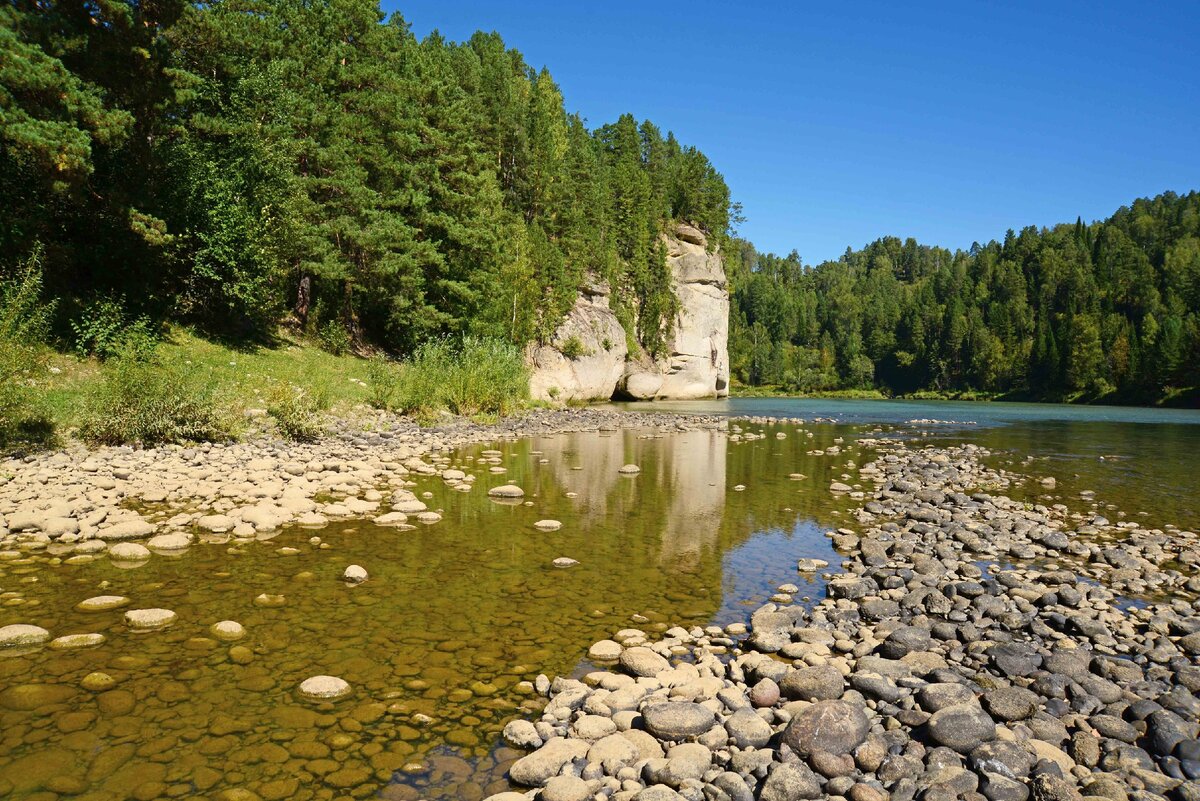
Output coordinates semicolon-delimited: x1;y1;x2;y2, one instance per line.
732;191;1200;402
79;353;236;446
69;296;157;360
1;1;734;368
391;336;529;420
265;383;328;442
365;357;399;410
318;320;353;357
0;250;56;448
558;335;589;359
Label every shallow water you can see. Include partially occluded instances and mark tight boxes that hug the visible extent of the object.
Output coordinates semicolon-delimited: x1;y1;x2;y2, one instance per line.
0;424;863;800
626;398;1200;531
2;400;1196;800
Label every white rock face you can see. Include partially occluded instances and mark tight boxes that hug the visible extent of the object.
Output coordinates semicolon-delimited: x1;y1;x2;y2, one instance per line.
621;223;729;400
527;282;629;402
527;224;728;402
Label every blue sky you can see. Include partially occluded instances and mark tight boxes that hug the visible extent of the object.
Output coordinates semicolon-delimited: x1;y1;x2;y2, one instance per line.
384;1;1200;264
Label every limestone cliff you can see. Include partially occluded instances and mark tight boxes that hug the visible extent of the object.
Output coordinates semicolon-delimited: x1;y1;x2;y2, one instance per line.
525;281;628;402
527;223;729;402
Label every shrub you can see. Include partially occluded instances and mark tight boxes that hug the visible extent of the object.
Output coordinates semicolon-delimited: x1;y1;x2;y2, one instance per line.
0;250;56;448
393;336;529;420
70;296;156;360
365;356;398;410
79;354;236;446
265;382;327;442
558;335;589;360
318;320;352;356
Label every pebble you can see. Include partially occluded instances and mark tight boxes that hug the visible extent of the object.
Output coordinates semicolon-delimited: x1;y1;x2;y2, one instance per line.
0;623;50;647
124;608;177;630
298;675;351;701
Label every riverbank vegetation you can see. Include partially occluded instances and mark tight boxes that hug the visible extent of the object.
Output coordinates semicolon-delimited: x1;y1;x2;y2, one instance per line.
729;191;1200;406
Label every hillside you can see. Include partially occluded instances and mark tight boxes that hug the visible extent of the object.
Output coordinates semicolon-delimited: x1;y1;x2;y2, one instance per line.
729;191;1200;405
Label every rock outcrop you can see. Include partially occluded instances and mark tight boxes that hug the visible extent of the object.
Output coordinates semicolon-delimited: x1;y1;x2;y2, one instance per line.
526;281;628;402
620;223;729;400
528;223;729;402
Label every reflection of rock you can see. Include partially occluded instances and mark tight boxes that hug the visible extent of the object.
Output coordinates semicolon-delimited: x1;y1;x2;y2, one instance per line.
532;431;726;569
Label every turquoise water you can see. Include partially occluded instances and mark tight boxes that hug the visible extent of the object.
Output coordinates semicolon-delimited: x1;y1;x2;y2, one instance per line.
617;398;1200;531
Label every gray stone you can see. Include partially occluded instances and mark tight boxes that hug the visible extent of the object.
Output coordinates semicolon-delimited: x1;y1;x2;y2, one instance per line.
780;664;844;701
503;718;542;749
760;762;822;801
641;702;716;741
927;703;997;753
509;737;589;786
782;700;870;756
983;686;1040;721
620;647;671;678
541;775;590;801
724;707;772;748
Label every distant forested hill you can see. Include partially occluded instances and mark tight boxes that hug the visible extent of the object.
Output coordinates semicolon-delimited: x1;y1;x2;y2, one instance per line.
0;0;733;354
728;191;1200;403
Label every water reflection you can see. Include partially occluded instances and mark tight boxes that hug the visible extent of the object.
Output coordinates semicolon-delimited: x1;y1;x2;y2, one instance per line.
0;424;856;800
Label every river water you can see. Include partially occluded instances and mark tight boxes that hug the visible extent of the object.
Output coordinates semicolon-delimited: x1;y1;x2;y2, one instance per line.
0;400;1197;800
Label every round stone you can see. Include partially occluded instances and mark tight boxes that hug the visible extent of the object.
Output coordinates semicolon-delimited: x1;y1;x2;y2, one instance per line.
0;624;50;648
588;640;623;661
641;702;716;741
783;700;871;756
780;665;844;701
49;633;105;650
76;595;130;612
618;464;640;474
487;485;524;498
542;775;590;801
147;533;192;550
254;593;286;608
552;557;578;568
620;646;671;677
210;620;246;641
343;564;368;583
534;519;562;531
927;703;998;753
299;675;351;701
108;542;150;561
81;672;116;691
415;511;442;524
124;608;177;630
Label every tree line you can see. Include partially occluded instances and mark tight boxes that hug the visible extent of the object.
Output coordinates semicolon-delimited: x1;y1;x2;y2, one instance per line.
729;191;1200;402
1;0;733;356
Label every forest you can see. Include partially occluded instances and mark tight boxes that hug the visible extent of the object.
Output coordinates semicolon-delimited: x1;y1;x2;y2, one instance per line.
729;191;1200;403
4;0;1198;412
1;0;732;357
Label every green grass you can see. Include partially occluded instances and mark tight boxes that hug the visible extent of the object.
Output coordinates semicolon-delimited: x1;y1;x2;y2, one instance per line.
26;327;532;443
371;336;529;423
38;327;373;433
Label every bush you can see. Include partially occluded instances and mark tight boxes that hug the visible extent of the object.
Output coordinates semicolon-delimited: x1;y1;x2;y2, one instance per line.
558;335;589;360
79;354;236;446
0;250;56;448
70;296;156;360
365;356;398;410
265;382;327;442
318;320;352;356
392;336;529;420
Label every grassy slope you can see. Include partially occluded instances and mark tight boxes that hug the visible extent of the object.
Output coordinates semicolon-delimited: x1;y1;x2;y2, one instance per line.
38;327;376;431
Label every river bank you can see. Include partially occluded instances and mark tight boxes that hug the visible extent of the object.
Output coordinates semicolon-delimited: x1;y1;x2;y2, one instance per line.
0;407;727;556
492;432;1200;801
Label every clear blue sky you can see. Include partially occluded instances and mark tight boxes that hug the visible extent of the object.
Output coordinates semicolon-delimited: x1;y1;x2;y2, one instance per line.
383;1;1200;264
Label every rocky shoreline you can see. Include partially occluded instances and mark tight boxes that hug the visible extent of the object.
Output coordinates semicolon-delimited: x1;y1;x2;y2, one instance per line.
490;435;1200;801
0;407;726;560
